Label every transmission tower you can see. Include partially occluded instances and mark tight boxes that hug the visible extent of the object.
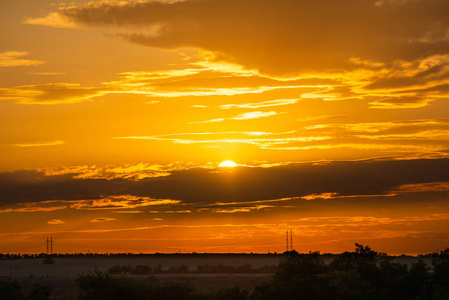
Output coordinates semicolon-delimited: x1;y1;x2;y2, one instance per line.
290;229;293;251
46;237;53;255
286;229;293;251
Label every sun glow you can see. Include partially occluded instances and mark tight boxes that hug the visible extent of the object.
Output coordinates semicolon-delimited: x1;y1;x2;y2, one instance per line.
219;160;238;167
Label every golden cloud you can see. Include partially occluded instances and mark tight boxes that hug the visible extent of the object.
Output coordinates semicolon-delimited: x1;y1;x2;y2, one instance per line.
11;140;65;147
0;83;102;104
0;51;46;67
40;162;210;180
395;182;449;193
22;0;449;111
89;217;116;223
191;111;282;124
26;0;449;75
71;195;181;210
0;205;67;214
47;219;65;225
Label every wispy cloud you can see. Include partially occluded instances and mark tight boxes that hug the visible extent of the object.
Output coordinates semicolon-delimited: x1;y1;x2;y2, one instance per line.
113;132;328;147
11;140;65;147
148;210;192;214
0;205;67;214
40;162;211;180
112;117;449;154
219;99;299;109
0;83;102;104
296;115;346;122
210;205;274;213
33;72;66;76
394;182;449;193
47;219;65;225
89;217;116;223
70;195;181;210
24;12;81;28
0;51;46;67
191;111;282;124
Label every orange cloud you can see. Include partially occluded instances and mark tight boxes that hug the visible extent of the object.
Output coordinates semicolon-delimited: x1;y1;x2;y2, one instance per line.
39;163;200;180
47;219;65;225
11;140;65;147
191;111;282;124
0;51;46;67
395;182;449;193
0;83;102;104
70;195;181;210
89;217;116;223
23;0;449;111
27;0;449;75
220;98;299;109
0;205;67;214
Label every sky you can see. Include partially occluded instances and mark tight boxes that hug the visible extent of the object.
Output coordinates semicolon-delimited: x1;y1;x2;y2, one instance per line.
1;0;449;255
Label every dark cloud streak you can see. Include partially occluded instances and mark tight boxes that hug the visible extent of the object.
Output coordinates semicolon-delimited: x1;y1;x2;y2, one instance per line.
1;158;449;206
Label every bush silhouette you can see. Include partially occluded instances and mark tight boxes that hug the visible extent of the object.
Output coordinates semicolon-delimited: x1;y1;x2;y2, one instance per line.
76;269;202;300
0;279;26;300
208;285;249;300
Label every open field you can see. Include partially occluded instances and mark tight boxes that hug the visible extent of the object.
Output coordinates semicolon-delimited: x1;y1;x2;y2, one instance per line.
0;254;435;298
0;254;281;297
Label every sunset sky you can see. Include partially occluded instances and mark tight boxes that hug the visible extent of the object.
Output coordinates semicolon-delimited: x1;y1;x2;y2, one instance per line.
1;0;449;255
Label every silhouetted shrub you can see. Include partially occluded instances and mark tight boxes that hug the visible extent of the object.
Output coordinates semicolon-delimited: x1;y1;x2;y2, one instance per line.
76;269;152;300
168;264;189;273
252;253;334;300
208;286;249;300
153;264;163;274
252;243;449;300
107;265;122;275
28;283;52;300
0;278;26;300
107;264;153;275
433;257;449;297
134;265;153;275
254;265;277;273
76;269;202;300
196;263;275;274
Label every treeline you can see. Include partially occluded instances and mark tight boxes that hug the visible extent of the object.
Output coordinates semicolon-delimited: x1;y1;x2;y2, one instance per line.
0;279;55;300
3;244;449;299
107;263;277;275
251;244;449;300
0;253;278;261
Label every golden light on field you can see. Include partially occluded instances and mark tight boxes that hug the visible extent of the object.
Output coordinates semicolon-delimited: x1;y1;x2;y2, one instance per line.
218;160;238;167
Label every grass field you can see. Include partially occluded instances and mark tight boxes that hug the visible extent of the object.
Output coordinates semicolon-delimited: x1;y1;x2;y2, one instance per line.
0;254;434;298
0;254;281;297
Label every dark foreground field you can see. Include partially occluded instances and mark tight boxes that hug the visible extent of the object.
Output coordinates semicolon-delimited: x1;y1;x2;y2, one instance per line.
1;254;280;298
1;246;448;300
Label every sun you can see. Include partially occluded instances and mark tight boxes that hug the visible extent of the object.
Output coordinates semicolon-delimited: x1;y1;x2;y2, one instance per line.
219;160;238;167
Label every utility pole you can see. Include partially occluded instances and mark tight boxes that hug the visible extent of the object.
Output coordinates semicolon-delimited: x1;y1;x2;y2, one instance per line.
46;237;49;254
290;229;293;251
285;229;293;251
